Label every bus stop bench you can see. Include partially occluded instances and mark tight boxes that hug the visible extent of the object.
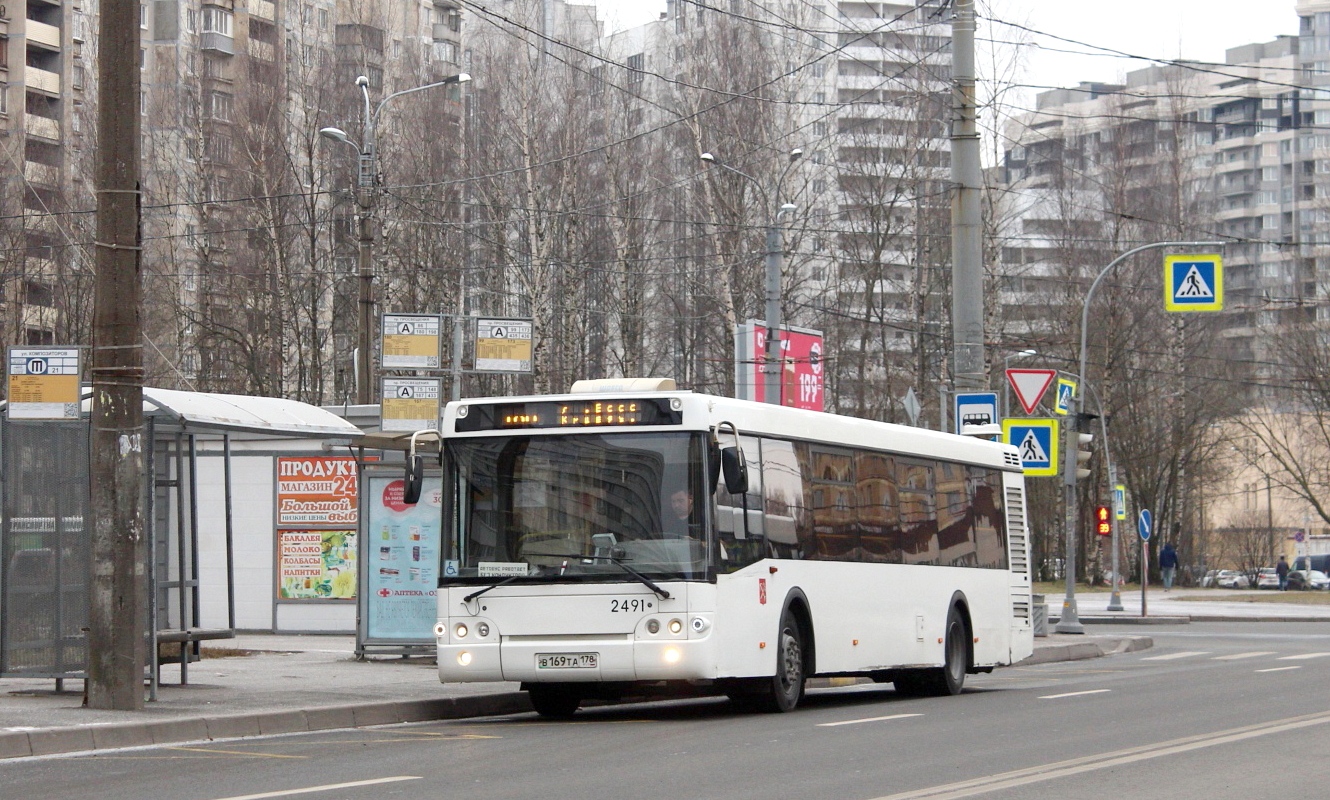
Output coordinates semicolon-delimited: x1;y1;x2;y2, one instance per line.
156;628;235;685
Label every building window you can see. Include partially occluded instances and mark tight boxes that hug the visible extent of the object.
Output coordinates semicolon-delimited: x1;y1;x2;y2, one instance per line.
25;281;55;307
141;4;149;29
185;8;197;33
209;91;233;121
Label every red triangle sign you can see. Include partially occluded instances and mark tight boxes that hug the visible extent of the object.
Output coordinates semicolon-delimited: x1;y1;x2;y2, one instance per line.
1007;369;1057;415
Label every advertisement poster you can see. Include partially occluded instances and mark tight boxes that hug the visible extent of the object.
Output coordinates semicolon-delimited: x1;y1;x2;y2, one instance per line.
277;530;357;600
277;456;362;525
364;472;443;642
734;322;825;411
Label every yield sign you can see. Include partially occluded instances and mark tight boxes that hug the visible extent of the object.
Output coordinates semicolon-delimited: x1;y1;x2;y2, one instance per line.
1007;369;1057;415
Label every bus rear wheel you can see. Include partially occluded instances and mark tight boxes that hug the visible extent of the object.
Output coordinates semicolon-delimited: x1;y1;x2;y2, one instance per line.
527;684;581;718
926;606;967;696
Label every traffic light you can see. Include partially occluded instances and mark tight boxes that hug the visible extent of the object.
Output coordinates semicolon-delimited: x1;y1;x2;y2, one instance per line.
1064;412;1097;484
1095;505;1112;536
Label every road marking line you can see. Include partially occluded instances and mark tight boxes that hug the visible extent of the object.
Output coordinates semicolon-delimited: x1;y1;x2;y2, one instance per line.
865;710;1330;800
1212;652;1276;661
1256;666;1302;673
1038;689;1111;700
208;776;421;800
1278;652;1330;660
817;713;923;727
1140;651;1209;661
165;747;306;759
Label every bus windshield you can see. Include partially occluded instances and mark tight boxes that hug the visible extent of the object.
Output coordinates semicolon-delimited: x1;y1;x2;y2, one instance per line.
446;432;709;581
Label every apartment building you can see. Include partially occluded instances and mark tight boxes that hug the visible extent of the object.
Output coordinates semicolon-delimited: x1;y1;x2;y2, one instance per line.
998;35;1303;388
0;1;93;347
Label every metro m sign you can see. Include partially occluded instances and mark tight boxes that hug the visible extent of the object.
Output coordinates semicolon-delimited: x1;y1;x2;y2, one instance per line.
735;322;824;411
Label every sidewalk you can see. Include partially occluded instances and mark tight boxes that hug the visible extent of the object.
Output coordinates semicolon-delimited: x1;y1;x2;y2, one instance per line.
0;629;1157;761
1044;588;1330;624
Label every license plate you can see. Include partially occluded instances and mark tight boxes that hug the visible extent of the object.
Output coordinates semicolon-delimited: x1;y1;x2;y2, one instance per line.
536;652;598;669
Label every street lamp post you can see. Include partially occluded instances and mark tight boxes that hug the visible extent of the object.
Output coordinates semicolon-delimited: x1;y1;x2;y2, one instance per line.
320;72;471;405
1000;348;1037;419
700;150;802;405
1056;240;1224;634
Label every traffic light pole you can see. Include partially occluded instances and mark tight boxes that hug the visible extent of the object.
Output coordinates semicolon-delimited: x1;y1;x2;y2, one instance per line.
1056;240;1222;634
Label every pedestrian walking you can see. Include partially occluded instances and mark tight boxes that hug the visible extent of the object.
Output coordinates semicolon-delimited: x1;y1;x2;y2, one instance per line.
1276;555;1290;591
1159;542;1178;591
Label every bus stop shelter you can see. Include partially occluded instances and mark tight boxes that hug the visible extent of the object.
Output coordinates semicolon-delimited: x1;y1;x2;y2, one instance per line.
0;388;362;698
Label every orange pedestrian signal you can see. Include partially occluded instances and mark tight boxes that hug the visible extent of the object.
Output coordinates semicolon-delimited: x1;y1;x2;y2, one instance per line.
1095;505;1112;536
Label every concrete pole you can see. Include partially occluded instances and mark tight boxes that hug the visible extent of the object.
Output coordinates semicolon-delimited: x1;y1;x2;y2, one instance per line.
763;222;782;405
950;0;985;391
88;0;146;710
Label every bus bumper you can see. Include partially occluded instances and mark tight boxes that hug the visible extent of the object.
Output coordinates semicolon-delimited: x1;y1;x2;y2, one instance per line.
437;636;716;684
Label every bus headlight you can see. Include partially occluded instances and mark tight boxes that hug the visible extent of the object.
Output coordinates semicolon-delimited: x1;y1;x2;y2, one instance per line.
457;651;472;666
663;647;681;664
455;623;469;639
691;617;710;633
668;618;683;635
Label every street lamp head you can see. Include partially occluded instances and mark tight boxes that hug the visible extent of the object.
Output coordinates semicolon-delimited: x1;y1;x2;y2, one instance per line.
318;127;352;145
1018;348;1037;357
699;152;716;163
789;147;803;161
454;72;472;84
779;203;797;213
355;75;369;88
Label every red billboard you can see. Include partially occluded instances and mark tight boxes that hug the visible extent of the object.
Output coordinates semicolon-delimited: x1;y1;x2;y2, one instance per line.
736;322;824;411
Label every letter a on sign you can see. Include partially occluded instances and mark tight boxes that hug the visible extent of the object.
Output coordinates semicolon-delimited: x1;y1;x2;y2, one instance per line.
1007;369;1057;415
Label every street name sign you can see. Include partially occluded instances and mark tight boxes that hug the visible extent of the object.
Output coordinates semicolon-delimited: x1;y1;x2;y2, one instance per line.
1164;254;1223;312
1002;418;1059;477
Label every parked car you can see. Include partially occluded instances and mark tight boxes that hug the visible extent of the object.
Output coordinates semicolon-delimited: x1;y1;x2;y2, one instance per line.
1286;569;1330;591
1214;570;1250;589
1257;568;1280;590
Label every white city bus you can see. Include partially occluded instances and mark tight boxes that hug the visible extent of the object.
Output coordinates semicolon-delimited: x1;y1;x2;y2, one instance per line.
433;379;1033;716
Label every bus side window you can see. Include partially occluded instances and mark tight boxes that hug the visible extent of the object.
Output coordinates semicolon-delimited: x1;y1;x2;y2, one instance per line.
761;439;807;560
715;436;763;570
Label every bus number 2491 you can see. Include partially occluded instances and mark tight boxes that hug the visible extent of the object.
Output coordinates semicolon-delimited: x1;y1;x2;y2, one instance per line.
610;598;652;613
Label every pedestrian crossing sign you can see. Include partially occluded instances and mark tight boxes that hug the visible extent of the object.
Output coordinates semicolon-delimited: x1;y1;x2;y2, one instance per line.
1164;254;1223;312
1002;418;1059;477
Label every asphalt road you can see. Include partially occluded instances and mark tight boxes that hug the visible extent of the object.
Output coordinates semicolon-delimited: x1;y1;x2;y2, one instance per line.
5;622;1329;800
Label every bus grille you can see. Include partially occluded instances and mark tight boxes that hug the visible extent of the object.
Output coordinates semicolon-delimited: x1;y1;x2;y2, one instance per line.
1004;452;1022;469
1005;486;1029;575
1012;598;1030;620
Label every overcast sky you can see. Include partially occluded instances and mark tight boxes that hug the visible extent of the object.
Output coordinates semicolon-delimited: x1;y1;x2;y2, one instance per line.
588;0;1299;97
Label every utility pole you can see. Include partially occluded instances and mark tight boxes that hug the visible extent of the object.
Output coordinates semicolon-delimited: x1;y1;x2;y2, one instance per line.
950;0;985;391
88;0;145;710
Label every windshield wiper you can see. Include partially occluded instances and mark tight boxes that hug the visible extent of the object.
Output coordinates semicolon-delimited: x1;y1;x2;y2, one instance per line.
462;574;525;603
522;549;672;600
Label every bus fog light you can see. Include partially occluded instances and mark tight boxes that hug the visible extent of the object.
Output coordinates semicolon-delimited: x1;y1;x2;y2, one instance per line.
663;647;681;664
433;622;446;637
646;619;660;635
457;651;472;666
455;624;469;639
691;617;709;633
668;618;683;634
477;622;490;637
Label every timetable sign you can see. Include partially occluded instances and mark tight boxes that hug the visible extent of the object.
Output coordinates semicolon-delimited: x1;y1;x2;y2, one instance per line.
7;346;81;420
381;314;442;369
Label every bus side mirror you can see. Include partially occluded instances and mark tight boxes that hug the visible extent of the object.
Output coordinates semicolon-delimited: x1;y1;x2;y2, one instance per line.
721;446;748;495
403;454;424;505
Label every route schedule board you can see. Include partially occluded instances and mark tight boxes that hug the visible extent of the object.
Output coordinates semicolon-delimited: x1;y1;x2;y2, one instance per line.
381;378;442;432
6;346;81;420
381;314;441;369
474;318;533;373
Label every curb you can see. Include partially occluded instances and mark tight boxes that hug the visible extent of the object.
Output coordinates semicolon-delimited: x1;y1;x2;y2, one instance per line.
0;691;531;761
1017;635;1153;666
1050;615;1190;625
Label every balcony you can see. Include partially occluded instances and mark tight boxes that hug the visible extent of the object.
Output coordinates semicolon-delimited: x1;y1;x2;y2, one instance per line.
24;160;61;187
25;66;61;96
248;0;276;21
201;31;235;55
26;19;62;50
248;39;275;62
24;114;60;141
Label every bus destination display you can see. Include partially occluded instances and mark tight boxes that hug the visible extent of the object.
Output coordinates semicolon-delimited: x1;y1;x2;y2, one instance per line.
455;398;682;431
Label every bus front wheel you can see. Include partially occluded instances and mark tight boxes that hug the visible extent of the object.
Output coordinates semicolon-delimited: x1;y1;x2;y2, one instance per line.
527;684;581;718
760;608;807;712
